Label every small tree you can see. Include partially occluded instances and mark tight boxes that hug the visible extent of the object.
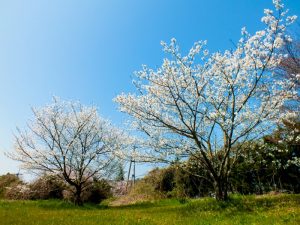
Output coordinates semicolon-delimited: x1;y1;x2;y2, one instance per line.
116;0;298;200
116;163;125;181
10;98;125;205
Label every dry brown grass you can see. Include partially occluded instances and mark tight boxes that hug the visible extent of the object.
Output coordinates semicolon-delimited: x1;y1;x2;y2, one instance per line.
109;180;164;206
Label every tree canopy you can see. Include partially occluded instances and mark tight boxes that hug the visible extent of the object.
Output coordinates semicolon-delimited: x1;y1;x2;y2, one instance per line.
115;0;298;200
10;98;127;205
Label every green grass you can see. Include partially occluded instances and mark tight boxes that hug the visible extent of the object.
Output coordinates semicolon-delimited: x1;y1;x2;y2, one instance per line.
0;194;299;225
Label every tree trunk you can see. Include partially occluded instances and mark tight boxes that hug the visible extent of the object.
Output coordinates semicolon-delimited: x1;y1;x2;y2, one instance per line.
214;178;228;201
74;185;83;206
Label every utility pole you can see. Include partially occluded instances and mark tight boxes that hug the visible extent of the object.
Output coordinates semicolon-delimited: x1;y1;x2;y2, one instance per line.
126;159;132;191
132;158;136;186
15;169;22;178
132;146;136;186
126;146;137;190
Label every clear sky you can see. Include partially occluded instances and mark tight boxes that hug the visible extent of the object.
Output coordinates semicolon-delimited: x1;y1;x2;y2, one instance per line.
0;0;299;179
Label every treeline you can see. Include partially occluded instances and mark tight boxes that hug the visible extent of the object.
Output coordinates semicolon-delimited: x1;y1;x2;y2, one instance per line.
0;174;112;204
130;120;300;199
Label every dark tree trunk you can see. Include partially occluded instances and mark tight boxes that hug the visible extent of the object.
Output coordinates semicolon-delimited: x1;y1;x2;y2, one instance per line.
214;178;229;201
74;185;83;206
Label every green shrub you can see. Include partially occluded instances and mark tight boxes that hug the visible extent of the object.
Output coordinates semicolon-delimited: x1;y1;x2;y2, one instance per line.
4;183;31;200
28;175;65;200
62;179;112;204
83;179;112;204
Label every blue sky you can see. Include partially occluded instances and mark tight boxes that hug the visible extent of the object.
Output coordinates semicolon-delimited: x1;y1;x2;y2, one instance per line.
0;0;299;179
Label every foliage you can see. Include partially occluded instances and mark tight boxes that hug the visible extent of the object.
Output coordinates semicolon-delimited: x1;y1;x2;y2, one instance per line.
115;163;125;181
143;168;175;194
118;165;212;201
3;175;66;200
4;183;31;200
230;135;300;194
264;115;300;168
82;179;112;204
0;173;22;198
28;175;66;200
173;160;214;198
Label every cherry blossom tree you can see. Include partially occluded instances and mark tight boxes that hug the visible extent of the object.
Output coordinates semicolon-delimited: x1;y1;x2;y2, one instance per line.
10;98;126;205
115;0;298;200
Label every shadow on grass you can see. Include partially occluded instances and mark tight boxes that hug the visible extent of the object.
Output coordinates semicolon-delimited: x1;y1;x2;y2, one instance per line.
35;199;109;210
7;193;298;214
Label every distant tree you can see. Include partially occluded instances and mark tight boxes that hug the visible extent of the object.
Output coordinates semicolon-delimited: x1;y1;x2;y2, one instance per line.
115;1;297;200
116;163;125;181
9;98;126;205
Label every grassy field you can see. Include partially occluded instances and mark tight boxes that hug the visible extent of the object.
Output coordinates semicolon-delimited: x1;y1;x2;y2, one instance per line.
0;194;299;225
